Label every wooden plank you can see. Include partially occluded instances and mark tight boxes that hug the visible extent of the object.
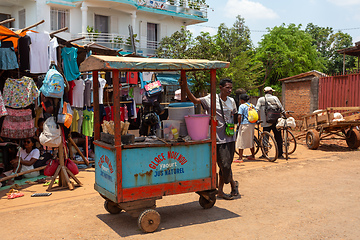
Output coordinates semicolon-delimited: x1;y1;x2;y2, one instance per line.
0;166;46;182
343;113;360;121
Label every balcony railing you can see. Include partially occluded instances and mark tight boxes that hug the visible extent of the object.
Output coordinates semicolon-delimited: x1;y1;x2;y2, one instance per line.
74;33;160;56
137;0;208;18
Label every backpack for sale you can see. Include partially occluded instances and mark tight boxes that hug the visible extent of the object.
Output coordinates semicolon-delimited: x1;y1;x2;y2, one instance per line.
39;116;61;148
246;103;258;123
40;66;64;99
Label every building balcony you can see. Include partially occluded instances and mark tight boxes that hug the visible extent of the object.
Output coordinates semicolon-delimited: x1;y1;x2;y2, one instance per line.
74;33;160;56
137;0;208;19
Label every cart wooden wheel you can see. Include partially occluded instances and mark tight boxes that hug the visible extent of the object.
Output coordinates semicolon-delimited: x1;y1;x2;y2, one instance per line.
199;195;216;209
138;209;161;233
306;129;320;150
104;200;122;214
346;129;360;149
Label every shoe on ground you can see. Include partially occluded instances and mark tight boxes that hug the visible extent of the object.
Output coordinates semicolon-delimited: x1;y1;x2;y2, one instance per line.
259;155;266;159
217;193;234;200
278;155;285;159
233;159;243;163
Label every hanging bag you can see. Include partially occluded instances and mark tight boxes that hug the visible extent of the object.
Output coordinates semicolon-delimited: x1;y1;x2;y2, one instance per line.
246;103;259;123
39;116;61;147
44;158;59;176
57;102;73;128
40;66;65;99
144;73;163;96
219;95;235;137
264;95;282;124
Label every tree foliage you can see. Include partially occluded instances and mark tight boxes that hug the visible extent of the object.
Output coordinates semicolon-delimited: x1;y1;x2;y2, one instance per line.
305;23;355;74
255;23;325;90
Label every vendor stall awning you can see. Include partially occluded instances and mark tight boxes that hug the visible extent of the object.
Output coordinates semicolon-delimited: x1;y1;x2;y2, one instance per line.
79;55;229;72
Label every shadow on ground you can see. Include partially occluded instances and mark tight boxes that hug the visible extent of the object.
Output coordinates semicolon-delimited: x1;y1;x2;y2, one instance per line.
97;200;240;237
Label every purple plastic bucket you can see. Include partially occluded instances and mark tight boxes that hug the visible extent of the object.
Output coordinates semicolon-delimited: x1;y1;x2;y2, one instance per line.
184;114;210;140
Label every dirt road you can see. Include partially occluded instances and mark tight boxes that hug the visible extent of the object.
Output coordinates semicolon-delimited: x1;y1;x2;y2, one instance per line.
1;142;360;240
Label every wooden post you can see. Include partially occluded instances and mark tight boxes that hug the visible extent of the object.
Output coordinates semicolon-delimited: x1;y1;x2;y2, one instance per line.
210;69;217;189
93;71;100;141
180;70;187;102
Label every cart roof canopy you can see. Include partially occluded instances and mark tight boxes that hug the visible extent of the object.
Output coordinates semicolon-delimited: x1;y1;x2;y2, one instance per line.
79;55;230;72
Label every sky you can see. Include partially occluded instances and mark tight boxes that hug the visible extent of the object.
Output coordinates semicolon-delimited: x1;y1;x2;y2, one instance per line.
187;0;360;46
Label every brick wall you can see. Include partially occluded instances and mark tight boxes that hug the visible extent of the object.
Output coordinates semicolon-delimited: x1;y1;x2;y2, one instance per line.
283;80;312;119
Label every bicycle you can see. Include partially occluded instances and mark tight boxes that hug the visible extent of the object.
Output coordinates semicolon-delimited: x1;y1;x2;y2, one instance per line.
235;121;278;162
278;111;297;160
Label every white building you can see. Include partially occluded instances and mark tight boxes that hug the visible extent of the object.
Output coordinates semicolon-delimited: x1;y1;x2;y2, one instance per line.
0;0;208;56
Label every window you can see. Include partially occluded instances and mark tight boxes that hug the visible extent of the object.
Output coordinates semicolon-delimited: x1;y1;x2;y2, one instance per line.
18;9;26;29
50;7;69;31
95;14;109;33
147;23;159;49
0;13;12;28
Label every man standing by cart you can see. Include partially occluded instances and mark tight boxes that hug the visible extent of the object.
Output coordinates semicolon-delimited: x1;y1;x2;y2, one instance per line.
183;78;239;200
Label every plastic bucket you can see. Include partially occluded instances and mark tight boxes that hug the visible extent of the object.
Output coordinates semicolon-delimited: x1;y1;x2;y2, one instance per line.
184;114;210;141
168;102;194;136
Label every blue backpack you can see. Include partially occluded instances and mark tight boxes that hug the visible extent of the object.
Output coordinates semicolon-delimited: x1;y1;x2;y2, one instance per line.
40;67;64;99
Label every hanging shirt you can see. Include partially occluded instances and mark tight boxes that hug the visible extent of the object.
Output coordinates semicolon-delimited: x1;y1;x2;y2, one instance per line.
3;77;40;108
71;109;79;132
49;37;59;66
0;41;19;70
82;109;94;137
61;47;80;81
18;35;31;71
84;79;93;107
27;31;50;73
99;78;106;104
77;110;83;134
71;79;85;108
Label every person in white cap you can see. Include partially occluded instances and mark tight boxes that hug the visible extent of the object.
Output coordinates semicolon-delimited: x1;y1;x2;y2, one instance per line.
256;87;285;158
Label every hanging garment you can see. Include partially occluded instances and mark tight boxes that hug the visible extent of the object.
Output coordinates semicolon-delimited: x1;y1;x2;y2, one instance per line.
3;77;40;108
18;35;31;71
127;72;138;84
0;91;8;117
68;81;76;106
71;79;85;108
70;109;79;133
1;108;35;139
77;110;83;134
49;37;58;66
0;41;19;70
61;47;80;81
27;31;50;73
84;79;93;107
82;109;94;137
99;78;106;104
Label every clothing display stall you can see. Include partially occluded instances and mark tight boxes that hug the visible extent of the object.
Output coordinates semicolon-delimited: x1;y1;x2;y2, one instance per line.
0;20;97;191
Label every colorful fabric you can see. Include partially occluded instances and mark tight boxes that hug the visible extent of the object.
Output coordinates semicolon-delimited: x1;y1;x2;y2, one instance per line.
3;77;40;108
82;109;94;137
0;91;8;117
70;109;79;133
1;108;35;139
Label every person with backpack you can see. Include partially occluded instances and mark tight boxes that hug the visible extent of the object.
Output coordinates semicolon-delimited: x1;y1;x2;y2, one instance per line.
235;94;257;163
256;87;285;159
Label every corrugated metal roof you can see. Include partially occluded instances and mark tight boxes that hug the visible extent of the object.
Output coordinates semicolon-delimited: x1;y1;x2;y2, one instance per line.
278;70;327;82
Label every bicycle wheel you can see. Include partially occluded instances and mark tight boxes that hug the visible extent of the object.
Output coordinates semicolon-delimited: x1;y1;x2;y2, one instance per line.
259;131;278;162
254;136;260;155
284;129;288;160
285;130;297;155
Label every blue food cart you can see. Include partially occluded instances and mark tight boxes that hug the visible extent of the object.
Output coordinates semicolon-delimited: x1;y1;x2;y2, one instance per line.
79;56;229;233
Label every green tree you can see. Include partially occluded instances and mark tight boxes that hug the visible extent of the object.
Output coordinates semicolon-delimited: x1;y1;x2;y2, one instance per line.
305;23;355;74
255;23;325;92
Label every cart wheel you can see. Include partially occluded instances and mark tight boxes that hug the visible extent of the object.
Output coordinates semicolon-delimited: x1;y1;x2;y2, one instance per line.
306;130;320;150
346;129;360;149
138;209;161;233
104;200;122;214
199;195;216;209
